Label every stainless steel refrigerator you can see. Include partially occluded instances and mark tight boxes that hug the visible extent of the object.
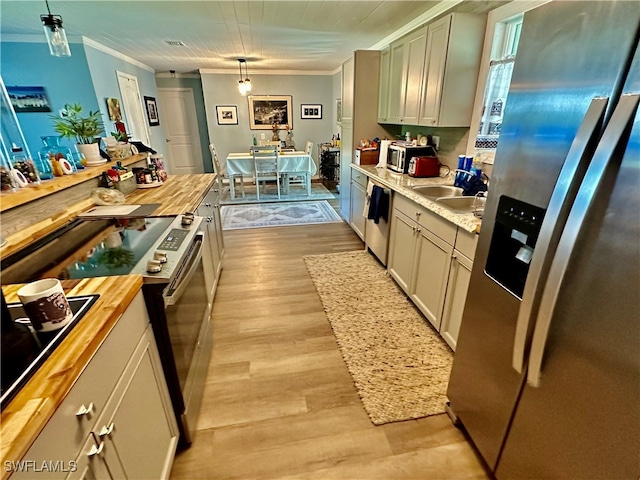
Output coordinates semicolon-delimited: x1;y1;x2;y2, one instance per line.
446;2;639;478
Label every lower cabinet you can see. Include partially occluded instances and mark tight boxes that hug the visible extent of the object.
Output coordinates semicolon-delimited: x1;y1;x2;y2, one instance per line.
196;184;225;302
440;250;473;351
349;170;367;240
13;292;179;480
388;193;477;346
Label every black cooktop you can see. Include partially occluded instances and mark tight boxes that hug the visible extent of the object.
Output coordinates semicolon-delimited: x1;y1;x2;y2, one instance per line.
1;294;100;410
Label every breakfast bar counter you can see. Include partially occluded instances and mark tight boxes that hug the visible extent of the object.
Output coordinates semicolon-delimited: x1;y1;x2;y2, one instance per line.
1;275;144;477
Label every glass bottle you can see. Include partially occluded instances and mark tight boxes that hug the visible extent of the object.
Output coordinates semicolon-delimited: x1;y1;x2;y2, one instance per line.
38;136;74;178
11;144;41;185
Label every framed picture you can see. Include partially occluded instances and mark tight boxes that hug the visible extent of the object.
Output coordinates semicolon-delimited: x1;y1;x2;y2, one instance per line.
106;97;122;121
143;96;160;126
216;105;238;125
301;104;322;120
6;86;52;113
248;95;292;130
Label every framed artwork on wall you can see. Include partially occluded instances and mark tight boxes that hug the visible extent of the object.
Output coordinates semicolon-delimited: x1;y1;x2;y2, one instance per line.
248;95;292;130
6;86;52;113
143;96;160;126
106;97;122;121
216;105;238;125
301;104;322;120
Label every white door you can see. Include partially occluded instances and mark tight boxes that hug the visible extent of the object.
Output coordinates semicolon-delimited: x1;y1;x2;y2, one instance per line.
116;71;150;145
157;88;203;174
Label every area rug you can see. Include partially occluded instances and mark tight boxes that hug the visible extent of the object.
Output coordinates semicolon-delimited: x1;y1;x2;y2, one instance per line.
303;250;453;425
221;200;343;230
219;182;335;205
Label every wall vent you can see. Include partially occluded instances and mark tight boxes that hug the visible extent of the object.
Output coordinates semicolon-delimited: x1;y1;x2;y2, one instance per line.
165;41;186;47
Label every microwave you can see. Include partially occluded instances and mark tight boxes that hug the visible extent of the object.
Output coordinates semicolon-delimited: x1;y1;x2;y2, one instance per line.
387;144;436;174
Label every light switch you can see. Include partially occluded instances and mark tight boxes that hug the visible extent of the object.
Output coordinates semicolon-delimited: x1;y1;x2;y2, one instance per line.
260;133;265;140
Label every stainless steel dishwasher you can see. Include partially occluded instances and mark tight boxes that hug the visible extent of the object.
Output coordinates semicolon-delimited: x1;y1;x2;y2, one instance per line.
364;178;391;266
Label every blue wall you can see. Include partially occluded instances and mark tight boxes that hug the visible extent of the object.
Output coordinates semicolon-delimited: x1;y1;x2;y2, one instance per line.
0;42;99;158
83;43;167;159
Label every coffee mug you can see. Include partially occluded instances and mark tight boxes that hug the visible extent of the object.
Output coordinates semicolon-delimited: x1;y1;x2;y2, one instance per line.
17;279;73;332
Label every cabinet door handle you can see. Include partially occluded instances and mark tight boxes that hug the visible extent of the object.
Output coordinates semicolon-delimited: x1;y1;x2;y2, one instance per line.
205;202;212;207
417;228;421;234
416;211;421;218
87;442;104;457
76;403;94;417
99;423;115;438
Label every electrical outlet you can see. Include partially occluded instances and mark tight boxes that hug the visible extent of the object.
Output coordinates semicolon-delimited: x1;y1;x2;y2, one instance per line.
432;135;440;151
260;133;265;140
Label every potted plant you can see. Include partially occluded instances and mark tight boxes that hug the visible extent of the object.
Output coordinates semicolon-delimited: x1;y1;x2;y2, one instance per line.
51;103;105;165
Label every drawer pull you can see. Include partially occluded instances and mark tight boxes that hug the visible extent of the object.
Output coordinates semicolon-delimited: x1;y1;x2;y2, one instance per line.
76;403;94;417
206;202;212;207
87;442;104;457
99;423;115;437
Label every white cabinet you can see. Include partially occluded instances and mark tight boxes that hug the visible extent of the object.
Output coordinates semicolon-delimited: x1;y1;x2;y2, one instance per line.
389;194;472;333
418;13;486;127
377;47;391;123
349;170;367;240
13;292;178;480
339;51;391;220
380;28;427;125
196;185;224;302
440;229;478;351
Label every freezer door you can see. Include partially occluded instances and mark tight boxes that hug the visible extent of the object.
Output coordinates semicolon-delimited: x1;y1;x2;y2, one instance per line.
496;52;640;479
446;1;640;471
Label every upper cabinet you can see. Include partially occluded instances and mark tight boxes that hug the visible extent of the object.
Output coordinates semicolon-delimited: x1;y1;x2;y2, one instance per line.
378;13;486;127
377;47;391;123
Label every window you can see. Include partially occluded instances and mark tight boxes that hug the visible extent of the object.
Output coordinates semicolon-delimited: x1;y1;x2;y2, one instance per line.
475;16;522;151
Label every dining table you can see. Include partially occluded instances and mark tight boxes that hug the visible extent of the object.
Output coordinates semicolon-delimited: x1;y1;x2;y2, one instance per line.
225;151;317;199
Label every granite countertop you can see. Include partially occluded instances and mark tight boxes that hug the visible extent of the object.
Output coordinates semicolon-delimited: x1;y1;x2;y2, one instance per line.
0;276;144;475
352;164;482;234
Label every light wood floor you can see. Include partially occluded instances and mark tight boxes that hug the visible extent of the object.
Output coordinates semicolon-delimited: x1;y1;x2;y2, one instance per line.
170;219;490;480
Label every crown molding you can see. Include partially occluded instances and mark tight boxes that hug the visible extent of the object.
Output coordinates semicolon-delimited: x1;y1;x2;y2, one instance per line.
1;33;82;44
82;36;154;73
198;68;335;76
369;0;465;49
155;72;201;79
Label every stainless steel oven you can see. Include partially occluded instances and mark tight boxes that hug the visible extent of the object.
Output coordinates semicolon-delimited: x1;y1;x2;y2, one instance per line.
1;216;212;446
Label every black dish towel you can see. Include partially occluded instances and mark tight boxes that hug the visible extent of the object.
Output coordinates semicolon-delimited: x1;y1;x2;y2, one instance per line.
367;185;389;224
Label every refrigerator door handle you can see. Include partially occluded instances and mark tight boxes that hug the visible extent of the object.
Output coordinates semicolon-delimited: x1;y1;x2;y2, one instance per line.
526;93;640;388
512;97;609;374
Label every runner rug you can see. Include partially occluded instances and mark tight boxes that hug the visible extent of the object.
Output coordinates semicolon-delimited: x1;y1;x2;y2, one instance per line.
221;200;342;230
303;250;453;425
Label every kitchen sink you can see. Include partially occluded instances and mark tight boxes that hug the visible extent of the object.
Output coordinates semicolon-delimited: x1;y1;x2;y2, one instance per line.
436;196;486;214
411;185;463;198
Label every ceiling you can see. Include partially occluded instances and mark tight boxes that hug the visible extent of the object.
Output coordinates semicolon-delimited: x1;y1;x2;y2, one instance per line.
1;1;506;74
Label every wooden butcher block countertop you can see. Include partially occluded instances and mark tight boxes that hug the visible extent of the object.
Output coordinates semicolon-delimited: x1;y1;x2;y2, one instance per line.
125;173;217;216
0;275;144;476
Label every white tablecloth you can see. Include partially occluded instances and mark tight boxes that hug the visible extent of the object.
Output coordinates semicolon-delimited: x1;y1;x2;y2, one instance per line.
225;151;317;176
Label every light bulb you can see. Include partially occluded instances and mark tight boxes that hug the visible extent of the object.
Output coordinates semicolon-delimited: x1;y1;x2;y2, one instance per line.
243;78;252;92
51;28;65;46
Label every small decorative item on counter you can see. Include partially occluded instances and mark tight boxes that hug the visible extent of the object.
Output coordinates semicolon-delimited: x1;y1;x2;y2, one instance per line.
107;168;121;185
91;187;125;205
70;151;86;170
150;154;168;182
132;167;146;185
1;150;18;191
38;136;74;178
10;144;40;186
114;171;137;195
98;172;114;189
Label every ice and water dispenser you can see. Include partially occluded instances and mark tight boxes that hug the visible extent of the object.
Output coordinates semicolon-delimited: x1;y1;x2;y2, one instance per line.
485;195;546;299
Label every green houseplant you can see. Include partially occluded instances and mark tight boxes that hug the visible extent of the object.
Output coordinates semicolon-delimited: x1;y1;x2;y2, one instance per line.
51;103;105;165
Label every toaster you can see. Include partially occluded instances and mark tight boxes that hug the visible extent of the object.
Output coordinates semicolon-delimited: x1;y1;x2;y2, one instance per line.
408;156;442;177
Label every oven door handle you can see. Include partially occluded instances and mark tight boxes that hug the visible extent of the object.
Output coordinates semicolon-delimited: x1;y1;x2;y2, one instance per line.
163;231;205;307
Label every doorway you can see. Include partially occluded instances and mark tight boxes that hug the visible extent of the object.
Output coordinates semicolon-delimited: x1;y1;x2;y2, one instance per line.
116;71;150;145
157;88;204;174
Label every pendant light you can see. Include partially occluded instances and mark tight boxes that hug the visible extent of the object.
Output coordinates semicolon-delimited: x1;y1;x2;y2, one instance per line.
41;0;71;57
238;59;252;95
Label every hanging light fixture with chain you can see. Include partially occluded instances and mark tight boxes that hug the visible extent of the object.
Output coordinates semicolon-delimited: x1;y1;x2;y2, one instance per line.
41;0;71;57
237;58;252;95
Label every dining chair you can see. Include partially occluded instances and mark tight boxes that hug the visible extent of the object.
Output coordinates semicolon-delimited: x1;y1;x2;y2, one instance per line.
258;140;282;151
209;143;245;198
280;142;312;196
252;145;280;200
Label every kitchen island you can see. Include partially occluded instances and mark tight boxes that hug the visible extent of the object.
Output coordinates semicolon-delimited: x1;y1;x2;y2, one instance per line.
1;276;144;476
